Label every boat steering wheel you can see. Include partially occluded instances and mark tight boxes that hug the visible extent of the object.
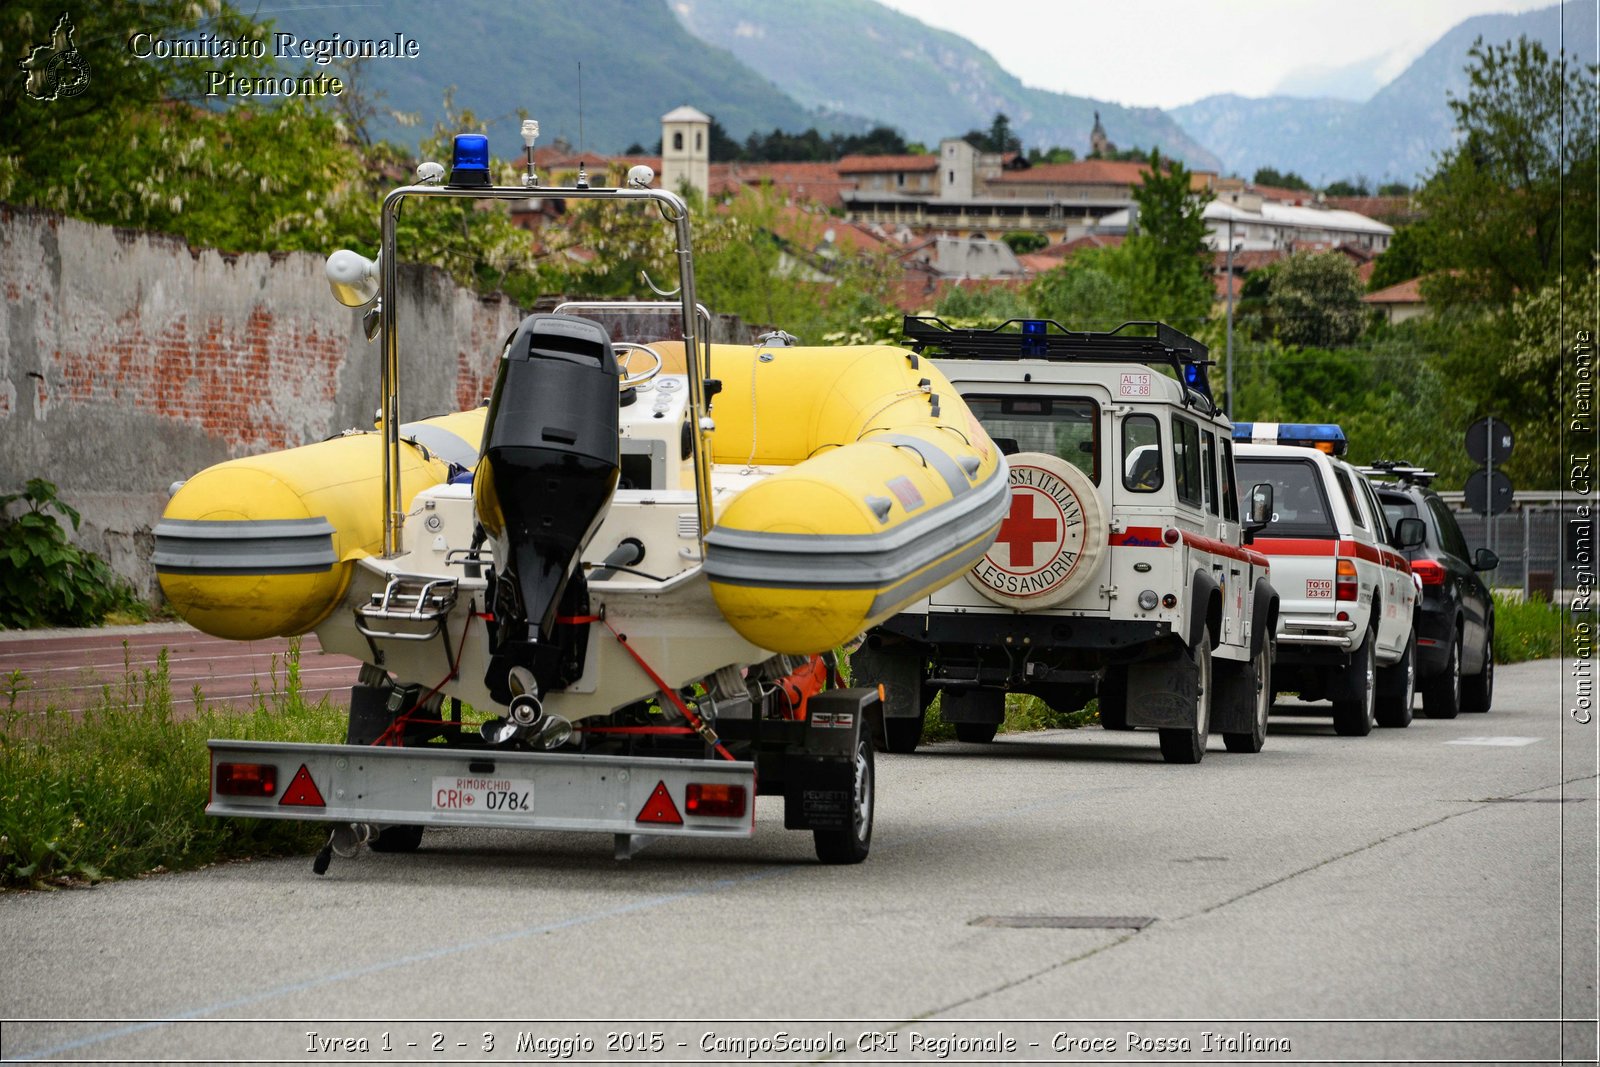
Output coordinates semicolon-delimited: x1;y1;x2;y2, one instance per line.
612;342;663;388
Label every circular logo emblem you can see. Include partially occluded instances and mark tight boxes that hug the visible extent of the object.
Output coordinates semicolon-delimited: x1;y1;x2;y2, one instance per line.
970;460;1091;601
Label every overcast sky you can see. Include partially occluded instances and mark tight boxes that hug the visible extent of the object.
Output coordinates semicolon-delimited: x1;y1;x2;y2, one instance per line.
875;0;1560;109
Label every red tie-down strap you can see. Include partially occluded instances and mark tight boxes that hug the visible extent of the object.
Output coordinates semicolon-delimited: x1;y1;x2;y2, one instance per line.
371;612;477;746
557;613;734;761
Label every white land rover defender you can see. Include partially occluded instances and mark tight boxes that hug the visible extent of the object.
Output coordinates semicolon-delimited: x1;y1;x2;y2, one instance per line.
852;318;1280;764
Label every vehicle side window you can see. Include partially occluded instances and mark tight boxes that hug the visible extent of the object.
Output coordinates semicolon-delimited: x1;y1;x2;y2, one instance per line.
1201;430;1220;515
1122;413;1162;493
1358;478;1391;544
965;395;1100;483
1380;495;1419;532
1236;458;1336;537
1334;469;1367;530
1429;497;1472;559
1219;440;1238;522
1172;417;1202;508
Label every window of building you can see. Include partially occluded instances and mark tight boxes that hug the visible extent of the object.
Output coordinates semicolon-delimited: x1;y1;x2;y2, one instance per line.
672;132;683;151
695;131;702;152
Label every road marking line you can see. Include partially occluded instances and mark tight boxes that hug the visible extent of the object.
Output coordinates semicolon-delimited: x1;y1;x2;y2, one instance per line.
1444;736;1543;746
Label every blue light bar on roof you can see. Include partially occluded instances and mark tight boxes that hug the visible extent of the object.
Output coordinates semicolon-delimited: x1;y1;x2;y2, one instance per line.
1232;421;1348;455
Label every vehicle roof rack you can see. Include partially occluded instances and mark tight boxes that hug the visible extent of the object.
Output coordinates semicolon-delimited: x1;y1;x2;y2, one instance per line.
901;315;1215;411
1358;460;1435;486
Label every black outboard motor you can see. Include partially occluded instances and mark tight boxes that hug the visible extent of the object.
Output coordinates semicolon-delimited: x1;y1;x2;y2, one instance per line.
474;315;619;704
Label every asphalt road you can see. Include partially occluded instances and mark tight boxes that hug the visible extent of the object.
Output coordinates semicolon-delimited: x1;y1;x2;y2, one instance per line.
1;658;1594;1065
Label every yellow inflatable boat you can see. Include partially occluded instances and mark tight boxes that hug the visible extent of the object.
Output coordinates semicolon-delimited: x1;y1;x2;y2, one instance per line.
154;336;1004;655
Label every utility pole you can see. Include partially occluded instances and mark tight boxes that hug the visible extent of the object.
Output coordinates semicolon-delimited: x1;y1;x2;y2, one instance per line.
1225;215;1235;417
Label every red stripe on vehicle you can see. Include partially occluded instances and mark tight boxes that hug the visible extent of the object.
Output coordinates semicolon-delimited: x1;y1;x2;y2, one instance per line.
1252;537;1336;556
1179;530;1270;568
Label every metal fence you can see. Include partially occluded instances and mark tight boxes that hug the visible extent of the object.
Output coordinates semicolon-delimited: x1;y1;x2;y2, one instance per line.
1442;492;1592;600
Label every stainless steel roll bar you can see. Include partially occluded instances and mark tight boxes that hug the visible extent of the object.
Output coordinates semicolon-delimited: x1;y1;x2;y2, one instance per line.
375;183;713;558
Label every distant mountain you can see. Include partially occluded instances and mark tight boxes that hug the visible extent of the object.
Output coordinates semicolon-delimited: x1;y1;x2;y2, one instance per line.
257;0;869;156
1271;50;1407;102
1172;0;1597;185
668;0;1221;170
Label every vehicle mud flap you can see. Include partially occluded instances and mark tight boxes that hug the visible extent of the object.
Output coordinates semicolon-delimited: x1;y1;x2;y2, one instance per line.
784;688;874;831
1211;658;1260;734
850;638;924;744
1123;643;1198;729
939;687;1005;723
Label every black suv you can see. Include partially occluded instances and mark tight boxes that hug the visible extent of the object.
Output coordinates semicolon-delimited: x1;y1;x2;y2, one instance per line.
1363;463;1497;717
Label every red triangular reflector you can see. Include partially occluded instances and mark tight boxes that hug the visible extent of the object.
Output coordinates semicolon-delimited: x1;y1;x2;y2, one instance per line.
635;780;683;825
279;764;326;807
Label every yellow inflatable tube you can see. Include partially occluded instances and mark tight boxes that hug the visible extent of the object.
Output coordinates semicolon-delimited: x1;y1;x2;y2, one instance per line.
697;342;1008;654
154;409;486;640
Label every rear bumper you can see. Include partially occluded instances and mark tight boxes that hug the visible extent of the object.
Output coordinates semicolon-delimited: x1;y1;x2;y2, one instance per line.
1277;613;1358;653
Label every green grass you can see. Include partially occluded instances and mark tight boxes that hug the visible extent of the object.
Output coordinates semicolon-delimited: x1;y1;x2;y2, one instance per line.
1492;590;1567;665
917;689;1099;744
0;640;346;889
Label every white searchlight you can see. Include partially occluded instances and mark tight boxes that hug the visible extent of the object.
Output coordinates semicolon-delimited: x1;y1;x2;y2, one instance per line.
325;249;380;308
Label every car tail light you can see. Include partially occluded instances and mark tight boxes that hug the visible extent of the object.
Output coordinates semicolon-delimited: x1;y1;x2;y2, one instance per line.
1412;559;1445;586
686;783;747;818
216;762;277;797
1335;558;1359;601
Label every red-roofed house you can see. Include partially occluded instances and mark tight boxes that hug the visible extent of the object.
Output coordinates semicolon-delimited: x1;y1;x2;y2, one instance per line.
1363;276;1428;324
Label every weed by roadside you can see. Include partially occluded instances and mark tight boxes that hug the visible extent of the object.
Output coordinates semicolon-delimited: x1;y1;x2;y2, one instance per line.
1493;591;1565;664
0;639;344;889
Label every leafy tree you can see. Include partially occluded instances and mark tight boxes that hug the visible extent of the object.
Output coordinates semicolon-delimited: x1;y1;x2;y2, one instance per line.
935;283;1030;322
1127;148;1215;329
1026;146;1077;164
1002;231;1049;255
1414;36;1598;310
1324;179;1370;197
1376;181;1412;196
1252;167;1311;191
1368;226;1430;291
962;113;1021;154
1266;252;1368;347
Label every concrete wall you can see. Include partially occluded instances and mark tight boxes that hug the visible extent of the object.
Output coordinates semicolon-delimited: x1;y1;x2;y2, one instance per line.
0;205;527;599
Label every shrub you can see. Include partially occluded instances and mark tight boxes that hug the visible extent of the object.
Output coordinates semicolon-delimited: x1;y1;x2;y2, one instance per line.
0;479;145;629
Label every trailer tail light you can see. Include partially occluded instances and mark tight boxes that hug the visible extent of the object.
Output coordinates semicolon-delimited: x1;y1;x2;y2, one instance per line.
216;762;277;797
685;783;748;818
1411;559;1445;586
1335;558;1359;601
1163;527;1181;545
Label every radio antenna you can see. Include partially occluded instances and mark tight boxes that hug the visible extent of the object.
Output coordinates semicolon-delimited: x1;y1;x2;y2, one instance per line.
577;61;584;156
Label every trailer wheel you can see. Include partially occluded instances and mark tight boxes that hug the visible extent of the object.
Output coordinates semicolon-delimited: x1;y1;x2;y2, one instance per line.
814;733;874;865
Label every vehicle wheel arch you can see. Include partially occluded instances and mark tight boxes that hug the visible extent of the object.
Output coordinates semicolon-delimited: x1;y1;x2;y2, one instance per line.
1188;568;1222;650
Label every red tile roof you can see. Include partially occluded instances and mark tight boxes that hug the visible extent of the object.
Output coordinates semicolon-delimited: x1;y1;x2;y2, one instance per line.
1363;276;1425;304
836;154;939;175
992;160;1152;186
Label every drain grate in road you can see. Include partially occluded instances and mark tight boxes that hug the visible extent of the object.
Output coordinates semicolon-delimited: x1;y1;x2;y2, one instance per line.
969;915;1156;930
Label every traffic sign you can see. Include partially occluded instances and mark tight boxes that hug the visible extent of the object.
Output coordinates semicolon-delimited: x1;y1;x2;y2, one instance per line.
1464;469;1514;516
1465;417;1514;465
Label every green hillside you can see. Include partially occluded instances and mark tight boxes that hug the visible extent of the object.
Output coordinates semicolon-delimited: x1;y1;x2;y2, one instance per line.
257;0;866;155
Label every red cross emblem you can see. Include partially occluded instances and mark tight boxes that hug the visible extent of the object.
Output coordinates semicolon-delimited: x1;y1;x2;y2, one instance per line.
996;491;1059;568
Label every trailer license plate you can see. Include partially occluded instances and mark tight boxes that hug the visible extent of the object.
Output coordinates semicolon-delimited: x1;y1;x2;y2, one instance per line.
432;775;533;813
